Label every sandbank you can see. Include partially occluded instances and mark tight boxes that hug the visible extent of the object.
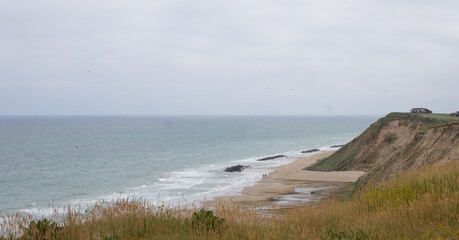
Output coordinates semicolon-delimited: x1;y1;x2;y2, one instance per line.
204;151;366;208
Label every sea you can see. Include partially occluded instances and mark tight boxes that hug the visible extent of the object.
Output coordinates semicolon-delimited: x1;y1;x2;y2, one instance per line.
0;115;379;217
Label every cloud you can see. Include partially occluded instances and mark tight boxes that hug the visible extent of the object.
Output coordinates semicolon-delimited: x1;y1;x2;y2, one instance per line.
0;0;458;115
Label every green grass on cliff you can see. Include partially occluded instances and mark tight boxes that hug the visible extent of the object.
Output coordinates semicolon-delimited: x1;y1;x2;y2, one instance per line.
387;112;459;131
2;162;457;239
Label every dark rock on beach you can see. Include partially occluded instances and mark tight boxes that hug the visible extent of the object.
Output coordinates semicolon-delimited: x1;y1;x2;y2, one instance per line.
224;165;251;172
330;144;345;148
301;149;320;153
257;154;287;161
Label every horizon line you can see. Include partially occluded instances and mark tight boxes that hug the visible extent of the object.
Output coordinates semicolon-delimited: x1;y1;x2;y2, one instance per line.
0;113;386;118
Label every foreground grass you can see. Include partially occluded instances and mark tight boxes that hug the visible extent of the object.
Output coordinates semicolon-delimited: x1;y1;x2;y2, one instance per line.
1;161;458;239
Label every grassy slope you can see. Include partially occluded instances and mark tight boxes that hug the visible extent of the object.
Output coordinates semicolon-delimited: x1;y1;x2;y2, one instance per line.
309;112;459;188
2;162;458;239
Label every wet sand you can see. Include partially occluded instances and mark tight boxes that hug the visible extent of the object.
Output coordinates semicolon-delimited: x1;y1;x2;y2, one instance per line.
204;151;366;208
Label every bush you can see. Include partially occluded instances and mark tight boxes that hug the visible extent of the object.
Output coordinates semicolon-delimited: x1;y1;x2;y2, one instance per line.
189;209;224;231
24;218;62;240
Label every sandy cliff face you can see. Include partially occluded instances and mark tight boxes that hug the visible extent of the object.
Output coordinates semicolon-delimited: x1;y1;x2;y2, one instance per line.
355;120;458;184
310;113;459;186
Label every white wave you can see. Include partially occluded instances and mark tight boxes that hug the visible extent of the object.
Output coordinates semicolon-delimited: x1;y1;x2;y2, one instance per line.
10;145;336;219
127;184;148;190
231;157;257;163
158;178;206;190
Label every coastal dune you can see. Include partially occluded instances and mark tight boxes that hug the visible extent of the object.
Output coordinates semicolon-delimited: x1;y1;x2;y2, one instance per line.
205;151;366;208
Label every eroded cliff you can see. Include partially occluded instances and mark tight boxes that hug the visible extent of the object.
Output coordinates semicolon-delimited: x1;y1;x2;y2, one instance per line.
309;113;459;187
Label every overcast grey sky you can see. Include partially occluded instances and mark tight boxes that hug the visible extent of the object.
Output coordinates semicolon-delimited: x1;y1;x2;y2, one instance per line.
0;0;458;115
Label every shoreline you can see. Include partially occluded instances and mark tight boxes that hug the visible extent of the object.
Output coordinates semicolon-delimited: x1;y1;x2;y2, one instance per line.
2;148;349;218
203;151;366;208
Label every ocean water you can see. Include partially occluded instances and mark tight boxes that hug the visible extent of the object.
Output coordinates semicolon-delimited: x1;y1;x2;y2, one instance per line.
0;115;378;216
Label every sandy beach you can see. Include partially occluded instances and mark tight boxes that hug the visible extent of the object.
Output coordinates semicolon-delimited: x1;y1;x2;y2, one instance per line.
204;151;366;208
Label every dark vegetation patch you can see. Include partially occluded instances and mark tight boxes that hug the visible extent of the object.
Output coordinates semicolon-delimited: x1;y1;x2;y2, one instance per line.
383;132;397;143
188;209;224;231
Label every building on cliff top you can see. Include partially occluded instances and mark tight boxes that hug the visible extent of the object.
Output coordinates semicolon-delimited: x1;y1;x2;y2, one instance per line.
451;111;459;117
411;108;432;114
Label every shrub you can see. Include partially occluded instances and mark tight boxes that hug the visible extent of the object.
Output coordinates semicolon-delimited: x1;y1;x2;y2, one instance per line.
189;208;224;231
24;218;62;240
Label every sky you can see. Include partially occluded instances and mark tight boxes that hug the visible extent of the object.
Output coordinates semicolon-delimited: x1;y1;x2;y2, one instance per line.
0;0;458;115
